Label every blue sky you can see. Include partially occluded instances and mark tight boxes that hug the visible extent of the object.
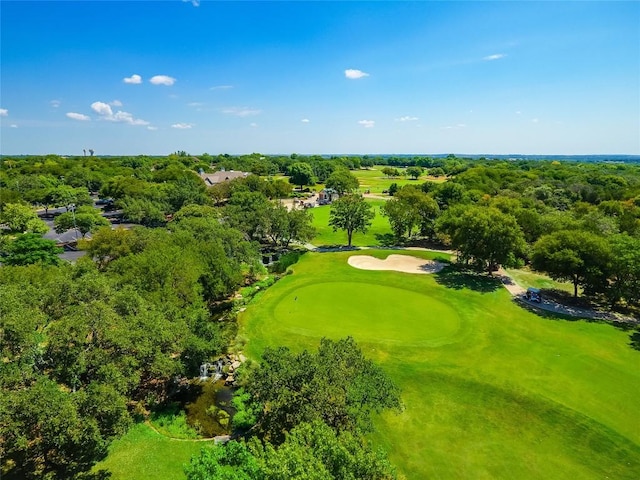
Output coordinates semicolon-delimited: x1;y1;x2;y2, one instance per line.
1;1;638;155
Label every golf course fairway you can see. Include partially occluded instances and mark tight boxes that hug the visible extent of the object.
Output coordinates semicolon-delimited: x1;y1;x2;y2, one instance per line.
239;250;640;479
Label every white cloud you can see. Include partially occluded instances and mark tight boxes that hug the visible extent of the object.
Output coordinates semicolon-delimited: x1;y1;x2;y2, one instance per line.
210;85;233;90
110;111;149;125
91;101;148;125
91;101;113;116
123;74;142;84
187;102;204;107
301;118;310;123
110;100;123;107
532;118;539;123
66;112;91;121
483;54;506;61
172;123;193;129
358;120;375;128
147;126;158;131
50;100;61;108
345;69;369;79
150;75;176;86
183;0;200;6
250;122;258;128
0;108;8;117
457;123;466;128
221;106;261;117
516;111;522;115
395;116;419;122
10;124;18;128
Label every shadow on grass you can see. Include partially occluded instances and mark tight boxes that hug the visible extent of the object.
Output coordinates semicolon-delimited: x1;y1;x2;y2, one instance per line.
434;266;502;293
514;297;640;352
513;297;581;322
314;244;360;252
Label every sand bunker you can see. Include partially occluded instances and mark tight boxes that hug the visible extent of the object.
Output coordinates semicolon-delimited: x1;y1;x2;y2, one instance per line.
348;254;445;274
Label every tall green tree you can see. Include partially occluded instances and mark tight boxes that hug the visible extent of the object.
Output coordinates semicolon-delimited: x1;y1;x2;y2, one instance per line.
265;204;316;248
54;206;110;238
224;191;272;241
328;195;375;247
2;376;108;480
382;186;439;240
436;206;526;272
381;167;400;178
606;234;640;306
406;166;424;180
325;168;359;195
288;162;316;191
0;203;48;234
80;226;143;269
531;230;612;298
2;234;62;266
245;337;402;443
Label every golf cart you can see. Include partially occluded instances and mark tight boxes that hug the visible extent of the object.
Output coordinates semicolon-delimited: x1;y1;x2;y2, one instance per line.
526;287;542;303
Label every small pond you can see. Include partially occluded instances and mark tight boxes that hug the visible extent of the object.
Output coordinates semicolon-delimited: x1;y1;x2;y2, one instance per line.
173;378;236;437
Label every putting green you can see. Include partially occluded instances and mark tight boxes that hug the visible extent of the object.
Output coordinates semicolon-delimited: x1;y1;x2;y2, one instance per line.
240;251;640;479
273;282;461;347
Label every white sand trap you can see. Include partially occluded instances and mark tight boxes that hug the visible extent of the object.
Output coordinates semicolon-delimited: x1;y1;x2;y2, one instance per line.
348;254;445;274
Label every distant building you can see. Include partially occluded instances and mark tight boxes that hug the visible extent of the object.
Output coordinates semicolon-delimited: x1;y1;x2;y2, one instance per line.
318;188;339;205
199;170;249;186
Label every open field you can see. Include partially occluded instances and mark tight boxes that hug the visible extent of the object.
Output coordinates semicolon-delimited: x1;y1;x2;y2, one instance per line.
277;166;445;196
240;250;640;479
309;199;393;247
353;166;446;194
93;423;204;480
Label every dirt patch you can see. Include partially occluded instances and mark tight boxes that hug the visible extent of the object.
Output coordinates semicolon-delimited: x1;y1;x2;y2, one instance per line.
348;254;445;274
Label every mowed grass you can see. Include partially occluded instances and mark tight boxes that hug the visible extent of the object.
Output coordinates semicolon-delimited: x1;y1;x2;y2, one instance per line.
505;267;575;294
353;166;446;194
93;423;204;480
309;199;393;247
240;250;640;479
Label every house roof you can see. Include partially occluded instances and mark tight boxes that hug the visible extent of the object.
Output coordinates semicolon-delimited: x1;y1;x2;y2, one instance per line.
200;170;249;186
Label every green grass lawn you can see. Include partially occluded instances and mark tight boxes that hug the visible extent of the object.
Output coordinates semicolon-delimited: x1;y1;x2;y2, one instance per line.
309;199;394;247
352;166;446;194
239;250;640;479
505;267;576;294
94;423;205;480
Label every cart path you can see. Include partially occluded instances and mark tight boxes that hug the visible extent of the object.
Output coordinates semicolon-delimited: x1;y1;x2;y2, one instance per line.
495;267;638;324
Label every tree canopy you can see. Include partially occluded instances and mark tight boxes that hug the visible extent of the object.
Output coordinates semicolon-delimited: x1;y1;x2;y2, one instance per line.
245;337;402;443
185;421;397;480
328;195;375;247
437;206;526;272
532;230;612;297
325;168;359;195
287;162;316;191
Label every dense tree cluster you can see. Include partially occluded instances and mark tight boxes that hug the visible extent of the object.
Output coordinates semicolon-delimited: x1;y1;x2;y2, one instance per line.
0;214;261;478
185;337;402;479
185;421;397;480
